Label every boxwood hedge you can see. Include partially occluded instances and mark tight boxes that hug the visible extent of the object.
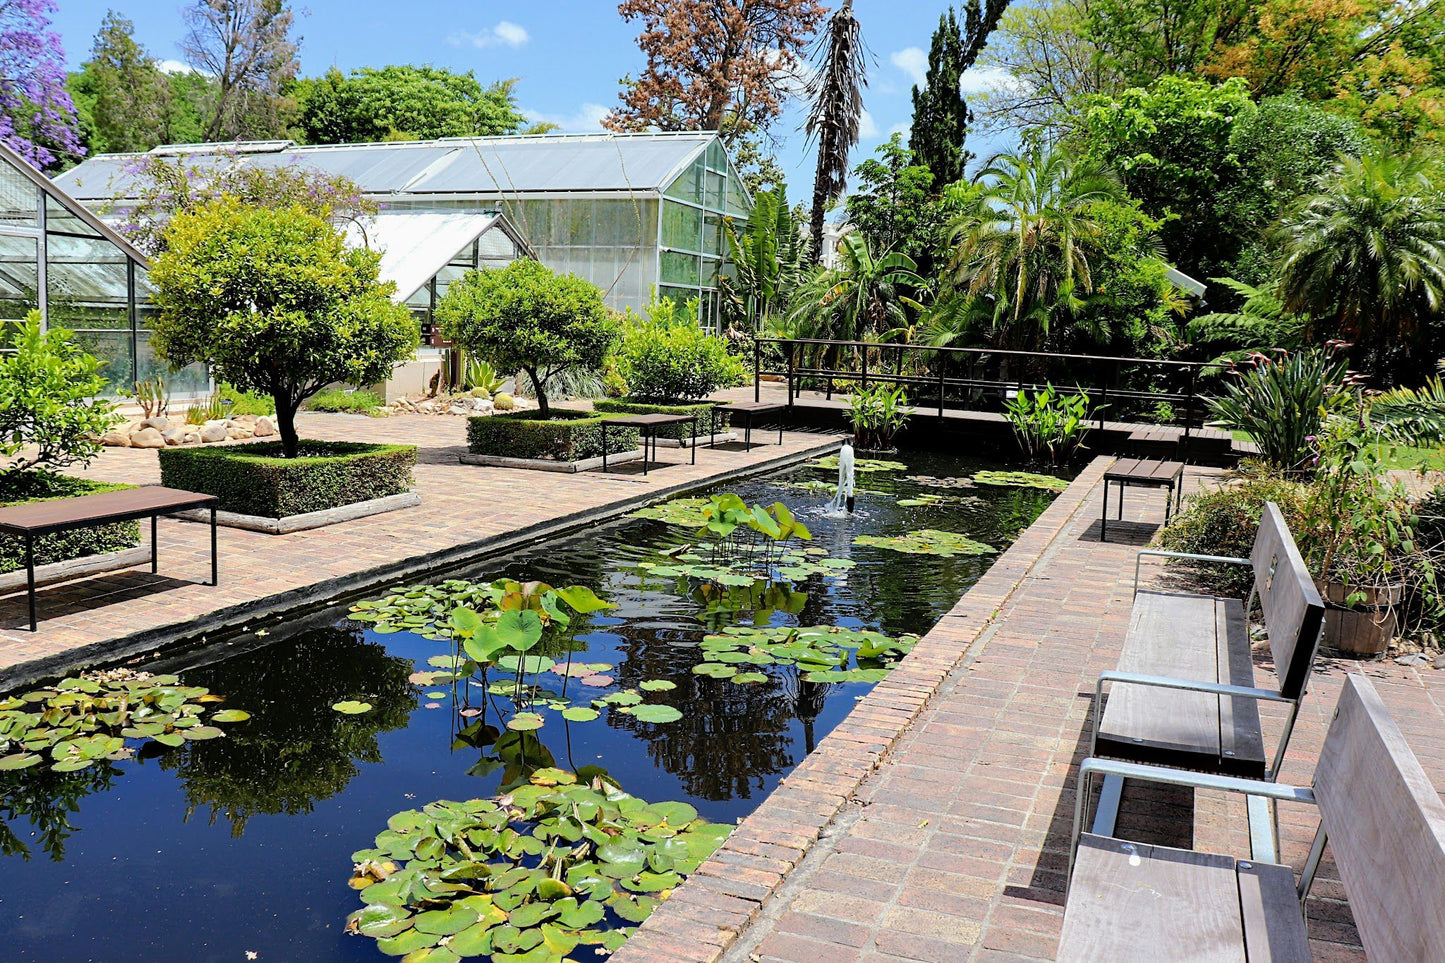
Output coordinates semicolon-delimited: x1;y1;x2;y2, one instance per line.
157;441;417;518
466;409;640;462
591;398;725;441
0;475;140;575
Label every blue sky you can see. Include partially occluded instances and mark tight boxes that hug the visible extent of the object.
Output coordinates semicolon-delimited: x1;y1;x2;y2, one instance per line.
52;1;1012;194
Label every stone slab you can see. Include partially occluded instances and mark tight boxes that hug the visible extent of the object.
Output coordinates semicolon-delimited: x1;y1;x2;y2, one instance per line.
458;450;644;473
173;492;422;534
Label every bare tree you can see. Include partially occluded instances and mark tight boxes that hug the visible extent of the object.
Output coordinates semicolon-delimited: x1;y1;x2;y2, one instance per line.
182;0;300;141
804;0;868;262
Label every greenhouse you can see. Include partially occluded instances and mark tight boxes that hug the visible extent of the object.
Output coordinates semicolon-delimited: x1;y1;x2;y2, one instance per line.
54;131;754;324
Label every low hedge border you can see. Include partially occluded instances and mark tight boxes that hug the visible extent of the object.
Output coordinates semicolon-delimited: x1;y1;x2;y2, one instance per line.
157;441;417;518
0;476;140;575
591;398;727;440
466;409;640;462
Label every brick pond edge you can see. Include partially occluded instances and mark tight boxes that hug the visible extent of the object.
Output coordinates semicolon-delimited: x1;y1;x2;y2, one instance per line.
612;456;1113;963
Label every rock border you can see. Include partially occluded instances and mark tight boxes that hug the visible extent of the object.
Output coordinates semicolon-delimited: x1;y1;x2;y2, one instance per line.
458;449;645;473
173;492;422;535
0;546;153;594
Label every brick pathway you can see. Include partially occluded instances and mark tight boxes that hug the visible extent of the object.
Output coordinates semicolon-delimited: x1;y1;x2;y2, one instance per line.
0;412;838;685
620;457;1444;963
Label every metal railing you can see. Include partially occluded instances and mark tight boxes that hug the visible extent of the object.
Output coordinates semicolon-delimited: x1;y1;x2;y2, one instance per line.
753;338;1214;442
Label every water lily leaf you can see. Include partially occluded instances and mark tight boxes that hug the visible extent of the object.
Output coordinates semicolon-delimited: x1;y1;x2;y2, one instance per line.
638;680;676;692
506;712;545;732
597;839;647;874
51;757;95;773
552;898;605;930
354;904;414;938
0;752;41;770
854;530;997;557
413;906;479;936
554;585;613;614
598;690;641;707
560;707;599;722
495;610;545;652
972;470;1068;491
508;902;559;929
182;725;224;740
495;655;556;675
400;947;460;963
731;672;768;684
209;709;251;723
376;926;439;956
333;701;373;715
152;731;186;747
578;674;613;688
630;705;683;724
444;921;494;956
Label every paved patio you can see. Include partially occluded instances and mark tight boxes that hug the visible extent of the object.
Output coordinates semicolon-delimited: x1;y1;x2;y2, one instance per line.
619;458;1442;963
0;411;837;685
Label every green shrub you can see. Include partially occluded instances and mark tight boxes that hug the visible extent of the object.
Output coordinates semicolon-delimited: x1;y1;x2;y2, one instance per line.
1155;469;1308;595
186;391;227;425
591;399;725;441
304;388;384;413
616;297;746;402
466;410;639;462
1206;347;1352;470
1002;383;1092;464
846;385;911;450
158;441;416;517
0;476;139;576
217;383;276;417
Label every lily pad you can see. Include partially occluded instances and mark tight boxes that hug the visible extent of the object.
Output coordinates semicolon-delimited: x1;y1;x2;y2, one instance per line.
638;680;676;692
811;455;907;473
332;701;374;715
629;704;683;724
854;529;998;557
506;712;545;732
560;707;599;723
972;470;1069;491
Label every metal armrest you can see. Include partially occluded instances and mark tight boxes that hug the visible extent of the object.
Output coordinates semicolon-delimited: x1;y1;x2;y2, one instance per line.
1134;549;1250;596
1096;670;1291;706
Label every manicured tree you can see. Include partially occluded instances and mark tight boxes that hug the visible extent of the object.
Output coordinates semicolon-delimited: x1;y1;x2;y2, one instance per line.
148;198;418;458
435;260;618;419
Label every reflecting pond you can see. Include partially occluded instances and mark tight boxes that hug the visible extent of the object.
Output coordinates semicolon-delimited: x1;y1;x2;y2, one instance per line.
0;451;1064;961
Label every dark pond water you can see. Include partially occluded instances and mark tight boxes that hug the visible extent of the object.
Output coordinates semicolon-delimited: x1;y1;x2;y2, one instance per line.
0;451;1063;962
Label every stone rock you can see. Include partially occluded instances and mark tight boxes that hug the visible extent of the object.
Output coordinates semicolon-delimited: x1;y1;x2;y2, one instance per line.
1395;653;1429;667
472;399;494;414
101;429;132;447
129;426;166;449
253;416;276;437
448;403;470;416
201;423;228;443
236;414;259;425
227;426;254;440
1434;654;1445;670
183;430;202;445
140;415;170;431
161;427;185;446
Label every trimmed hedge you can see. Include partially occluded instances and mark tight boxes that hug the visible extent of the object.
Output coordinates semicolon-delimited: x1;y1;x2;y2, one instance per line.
0;475;140;576
591;398;726;441
157;441;417;518
466;409;640;462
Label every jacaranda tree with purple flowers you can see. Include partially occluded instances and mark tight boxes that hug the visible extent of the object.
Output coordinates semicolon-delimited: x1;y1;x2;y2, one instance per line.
1;0;84;169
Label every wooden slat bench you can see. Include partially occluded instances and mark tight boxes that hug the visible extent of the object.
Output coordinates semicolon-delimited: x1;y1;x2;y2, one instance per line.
0;485;218;631
1061;673;1445;961
1090;503;1325;840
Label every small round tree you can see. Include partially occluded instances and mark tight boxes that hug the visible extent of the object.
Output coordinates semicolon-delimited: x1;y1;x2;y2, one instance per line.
435;260;617;419
148;198;418;458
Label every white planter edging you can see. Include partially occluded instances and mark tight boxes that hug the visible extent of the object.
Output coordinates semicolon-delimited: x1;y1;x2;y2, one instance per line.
652;432;736;449
173;492;422;534
458;449;644;474
0;546;152;593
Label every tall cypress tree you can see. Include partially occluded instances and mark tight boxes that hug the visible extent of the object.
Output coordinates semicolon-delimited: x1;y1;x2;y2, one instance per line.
908;1;1011;189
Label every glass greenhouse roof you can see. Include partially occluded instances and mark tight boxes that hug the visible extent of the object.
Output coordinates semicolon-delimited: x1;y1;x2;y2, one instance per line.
53;133;719;202
346;211;529;302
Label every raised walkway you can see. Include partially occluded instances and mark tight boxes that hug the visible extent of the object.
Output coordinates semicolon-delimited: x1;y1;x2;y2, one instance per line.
620;457;1441;963
0;412;838;687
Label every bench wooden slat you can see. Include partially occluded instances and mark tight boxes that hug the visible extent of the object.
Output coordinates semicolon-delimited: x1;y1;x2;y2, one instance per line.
1098;593;1225;768
1059;834;1247;961
0;486;217;535
1315;675;1445;961
1251;503;1325;700
1216;600;1265;774
1237;861;1311;963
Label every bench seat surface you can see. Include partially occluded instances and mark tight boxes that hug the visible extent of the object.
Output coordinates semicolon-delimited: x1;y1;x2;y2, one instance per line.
0;486;217;535
1097;591;1265;777
1059;834;1309;962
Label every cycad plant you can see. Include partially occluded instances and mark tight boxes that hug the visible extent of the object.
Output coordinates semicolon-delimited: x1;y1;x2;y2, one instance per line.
1206;347;1353;470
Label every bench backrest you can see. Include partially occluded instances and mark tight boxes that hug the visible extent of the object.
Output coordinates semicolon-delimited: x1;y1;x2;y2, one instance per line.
1249;502;1325;700
1315;674;1445;960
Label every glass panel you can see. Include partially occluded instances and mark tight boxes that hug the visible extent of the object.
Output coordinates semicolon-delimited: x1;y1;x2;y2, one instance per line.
663;160;704;205
661;201;702;252
45;196;104;238
706;172;726;211
725;170;751;216
657;285;696;311
701;257;720;288
661;251;700;286
703;213;722;255
707;141;725;169
0;233;38;348
137;329;210;396
0;162;38;228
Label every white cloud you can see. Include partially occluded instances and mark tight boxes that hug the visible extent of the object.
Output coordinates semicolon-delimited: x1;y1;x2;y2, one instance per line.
157;59;195;75
859;110;879;139
888;122;911;138
890;47;928;89
959;65;1028;96
449;21;530;49
523;103;610;132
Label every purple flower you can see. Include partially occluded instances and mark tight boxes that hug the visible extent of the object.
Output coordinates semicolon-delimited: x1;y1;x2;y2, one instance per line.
0;0;84;169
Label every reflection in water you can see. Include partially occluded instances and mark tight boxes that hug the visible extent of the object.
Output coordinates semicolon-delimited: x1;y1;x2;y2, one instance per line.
0;762;120;861
157;627;418;836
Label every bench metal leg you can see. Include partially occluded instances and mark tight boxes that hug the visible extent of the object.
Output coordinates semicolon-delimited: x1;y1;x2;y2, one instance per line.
1297;823;1329;902
24;531;36;632
1091;774;1124;836
602;424;609;473
150;514;158;574
1246;794;1278;863
690;418;696;465
1101;480;1109;541
210;505;218;586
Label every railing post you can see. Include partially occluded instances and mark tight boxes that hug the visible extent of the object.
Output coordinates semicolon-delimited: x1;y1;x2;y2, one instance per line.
753;338;760;403
861;346;869;391
1184;365;1196;446
786;343;795;408
937;352;945;418
826;342;836;400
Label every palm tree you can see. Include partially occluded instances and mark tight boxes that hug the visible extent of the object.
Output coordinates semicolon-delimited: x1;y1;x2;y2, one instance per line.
785;232;925;343
719;186;809;333
1273;150;1445;382
804;0;867;262
945;145;1121;351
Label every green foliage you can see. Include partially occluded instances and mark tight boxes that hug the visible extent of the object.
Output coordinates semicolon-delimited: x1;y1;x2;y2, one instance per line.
186;392;226;426
0;313;119;482
787;233;926;342
1157;472;1308;595
346;770;731;959
0;670;249;775
460;356;506;395
1003;383;1093;464
436;261;618;418
465;410;639;462
304;388;384;414
128;375;169;419
720;185;809;332
847;135;949;274
1206;348;1352;470
66;11;190;154
216;382;276;417
0;476;138;576
157;441;416;517
853;530;998;557
694;624;917;684
1366;378;1445;448
591;399;724;440
908;9;969;188
615;296;746;402
148;198;417;457
296;66;530;143
846;384;912;450
1071;198;1183;352
1183;277;1306;369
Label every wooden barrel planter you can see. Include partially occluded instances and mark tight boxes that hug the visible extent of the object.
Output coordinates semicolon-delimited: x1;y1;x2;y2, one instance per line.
1315;579;1404;658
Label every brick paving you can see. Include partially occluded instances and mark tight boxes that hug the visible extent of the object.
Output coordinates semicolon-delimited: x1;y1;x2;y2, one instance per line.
619;456;1445;963
0;411;838;685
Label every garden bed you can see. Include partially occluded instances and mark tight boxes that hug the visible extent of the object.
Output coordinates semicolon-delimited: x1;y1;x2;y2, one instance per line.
463;408;642;469
0;476;142;578
156;441;418;523
592;398;730;445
